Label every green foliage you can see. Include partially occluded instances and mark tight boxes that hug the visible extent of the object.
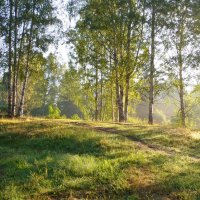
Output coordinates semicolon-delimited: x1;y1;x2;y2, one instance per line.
171;114;196;128
171;115;182;127
67;0;149;122
71;114;81;120
0;0;60;117
27;53;63;113
48;104;61;119
127;117;148;125
0;103;7;115
1;0;199;125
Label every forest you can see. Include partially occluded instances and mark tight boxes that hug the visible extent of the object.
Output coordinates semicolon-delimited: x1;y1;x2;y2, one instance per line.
0;0;199;127
0;0;200;199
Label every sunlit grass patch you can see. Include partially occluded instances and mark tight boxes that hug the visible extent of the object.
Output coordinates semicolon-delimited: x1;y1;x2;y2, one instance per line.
190;132;200;140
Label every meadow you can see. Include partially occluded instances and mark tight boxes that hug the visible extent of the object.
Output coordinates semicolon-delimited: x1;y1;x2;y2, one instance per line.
0;119;200;200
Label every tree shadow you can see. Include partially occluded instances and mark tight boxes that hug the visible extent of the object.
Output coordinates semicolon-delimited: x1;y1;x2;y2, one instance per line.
0;125;107;198
0;132;104;156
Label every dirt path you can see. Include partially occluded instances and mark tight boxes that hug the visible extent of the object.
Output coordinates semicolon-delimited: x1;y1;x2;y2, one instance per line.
68;121;200;162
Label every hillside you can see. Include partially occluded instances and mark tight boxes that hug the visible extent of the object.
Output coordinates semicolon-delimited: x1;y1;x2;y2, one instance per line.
0;119;200;200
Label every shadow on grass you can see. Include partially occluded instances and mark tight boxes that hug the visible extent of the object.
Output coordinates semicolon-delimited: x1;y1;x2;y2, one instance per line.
0;132;104;156
0;122;154;199
0;125;107;198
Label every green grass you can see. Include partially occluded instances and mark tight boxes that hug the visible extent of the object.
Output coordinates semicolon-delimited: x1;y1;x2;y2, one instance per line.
0;119;200;199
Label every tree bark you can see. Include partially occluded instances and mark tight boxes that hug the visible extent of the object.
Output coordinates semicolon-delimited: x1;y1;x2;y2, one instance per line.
12;0;17;117
15;21;26;114
111;86;114;122
124;0;133;122
177;12;186;127
18;3;35;117
148;3;155;125
100;70;103;121
8;0;13;118
119;84;125;122
178;41;186;127
124;74;130;122
115;66;125;122
113;27;125;122
179;61;186;127
124;24;131;122
18;66;29;117
115;69;120;122
109;54;115;122
95;67;98;121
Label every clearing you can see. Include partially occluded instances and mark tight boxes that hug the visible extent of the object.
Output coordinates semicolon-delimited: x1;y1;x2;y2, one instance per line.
0;119;200;200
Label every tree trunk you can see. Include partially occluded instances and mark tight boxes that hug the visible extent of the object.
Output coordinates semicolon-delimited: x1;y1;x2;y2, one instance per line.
113;38;124;122
109;55;115;122
124;25;131;122
119;84;125;122
12;0;17;117
15;21;26;113
115;70;125;122
124;0;133;123
95;67;98;121
115;69;120;122
178;46;186;127
100;70;103;121
124;74;130;122
115;70;124;122
8;0;13;118
177;13;186;127
148;3;155;125
18;3;35;117
18;67;29;117
179;68;186;127
111;86;114;122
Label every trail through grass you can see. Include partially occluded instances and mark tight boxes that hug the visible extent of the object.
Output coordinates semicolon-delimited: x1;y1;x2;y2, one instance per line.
0;119;200;199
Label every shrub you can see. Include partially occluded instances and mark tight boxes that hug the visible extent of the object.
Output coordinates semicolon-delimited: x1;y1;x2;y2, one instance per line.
48;104;61;119
127;117;147;125
71;114;81;120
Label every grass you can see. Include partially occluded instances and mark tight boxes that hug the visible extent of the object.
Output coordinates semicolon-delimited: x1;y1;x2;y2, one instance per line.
0;118;200;200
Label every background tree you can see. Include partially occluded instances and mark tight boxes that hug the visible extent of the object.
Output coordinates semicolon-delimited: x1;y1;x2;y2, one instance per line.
0;0;60;117
164;0;198;127
67;0;148;122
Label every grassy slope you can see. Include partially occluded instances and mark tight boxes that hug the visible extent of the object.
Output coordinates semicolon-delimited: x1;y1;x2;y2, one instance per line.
0;119;200;200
